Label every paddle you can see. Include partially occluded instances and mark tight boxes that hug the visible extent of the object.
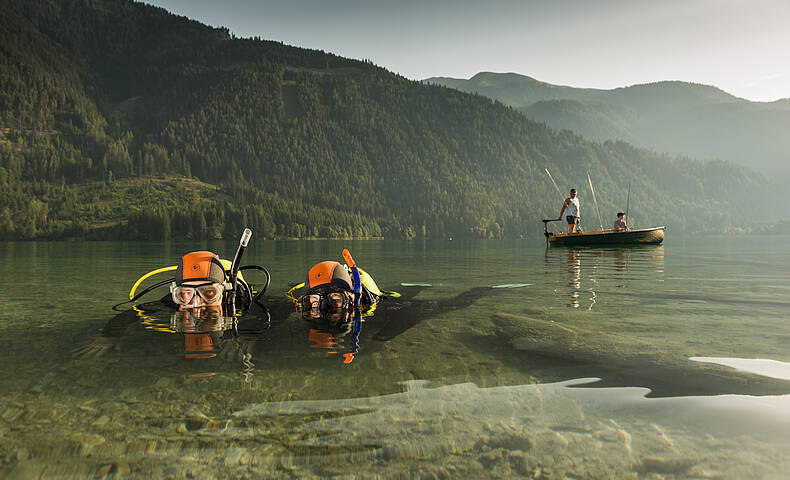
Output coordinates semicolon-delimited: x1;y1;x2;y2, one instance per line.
625;183;631;230
587;172;603;231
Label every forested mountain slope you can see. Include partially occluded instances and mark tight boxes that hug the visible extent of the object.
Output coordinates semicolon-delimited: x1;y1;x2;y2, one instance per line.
426;72;790;174
0;0;772;240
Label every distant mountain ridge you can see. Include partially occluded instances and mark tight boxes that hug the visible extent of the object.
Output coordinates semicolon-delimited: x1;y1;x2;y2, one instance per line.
0;1;775;240
425;72;790;173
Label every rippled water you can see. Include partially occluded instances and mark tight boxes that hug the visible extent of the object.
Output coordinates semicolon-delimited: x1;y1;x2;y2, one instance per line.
1;236;789;479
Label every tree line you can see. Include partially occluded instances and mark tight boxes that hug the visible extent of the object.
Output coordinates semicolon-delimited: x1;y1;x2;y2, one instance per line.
0;0;772;241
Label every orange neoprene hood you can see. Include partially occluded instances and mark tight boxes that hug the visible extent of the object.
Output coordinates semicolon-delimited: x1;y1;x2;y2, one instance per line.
305;261;353;291
175;251;225;286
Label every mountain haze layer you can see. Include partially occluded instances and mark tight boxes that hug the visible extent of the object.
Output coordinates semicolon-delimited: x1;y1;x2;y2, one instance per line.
425;72;790;173
0;0;776;240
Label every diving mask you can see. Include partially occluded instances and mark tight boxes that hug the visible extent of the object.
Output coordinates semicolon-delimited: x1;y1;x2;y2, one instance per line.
298;287;351;320
170;282;225;306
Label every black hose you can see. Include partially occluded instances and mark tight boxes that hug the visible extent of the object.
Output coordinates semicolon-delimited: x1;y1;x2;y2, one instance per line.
236;278;254;309
112;278;174;311
239;265;271;304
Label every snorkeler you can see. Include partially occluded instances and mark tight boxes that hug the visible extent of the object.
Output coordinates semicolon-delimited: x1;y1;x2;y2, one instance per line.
287;250;392;363
73;237;279;377
287;249;528;363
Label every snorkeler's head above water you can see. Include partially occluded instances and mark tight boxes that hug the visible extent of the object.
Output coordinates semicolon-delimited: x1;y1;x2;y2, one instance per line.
171;251;227;309
293;260;358;325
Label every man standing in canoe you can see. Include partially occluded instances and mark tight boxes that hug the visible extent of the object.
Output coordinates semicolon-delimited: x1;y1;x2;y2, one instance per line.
559;188;580;233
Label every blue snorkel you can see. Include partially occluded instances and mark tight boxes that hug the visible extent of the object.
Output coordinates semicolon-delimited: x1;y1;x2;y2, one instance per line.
342;249;362;364
342;249;362;306
345;310;362;364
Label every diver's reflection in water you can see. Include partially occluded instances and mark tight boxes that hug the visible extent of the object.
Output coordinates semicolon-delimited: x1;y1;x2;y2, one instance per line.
171;308;272;382
74;304;273;383
546;245;665;310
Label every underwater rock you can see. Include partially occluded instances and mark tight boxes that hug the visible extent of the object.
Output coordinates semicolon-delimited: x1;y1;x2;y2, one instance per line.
492;312;790;397
2;408;23;422
513;455;538;476
155;377;172;388
15;447;31;461
184;406;211;430
485;430;535;452
173;422;189;433
636;456;697;474
118;389;142;404
91;415;110;427
95;464;113;476
72;433;106;456
649;423;676;450
466;460;485;474
224;447;251;466
594;428;622;443
551;431;569;448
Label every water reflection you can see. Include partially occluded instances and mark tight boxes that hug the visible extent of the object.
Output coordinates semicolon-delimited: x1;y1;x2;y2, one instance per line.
566;249;582;308
73;305;274;381
545;245;665;310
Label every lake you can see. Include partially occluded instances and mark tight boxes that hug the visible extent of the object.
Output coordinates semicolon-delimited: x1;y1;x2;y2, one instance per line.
1;236;789;479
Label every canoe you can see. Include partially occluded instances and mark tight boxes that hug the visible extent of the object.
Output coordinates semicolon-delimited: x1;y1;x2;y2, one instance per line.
544;225;665;247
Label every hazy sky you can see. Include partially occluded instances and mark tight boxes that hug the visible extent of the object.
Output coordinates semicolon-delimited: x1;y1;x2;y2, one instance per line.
145;0;790;102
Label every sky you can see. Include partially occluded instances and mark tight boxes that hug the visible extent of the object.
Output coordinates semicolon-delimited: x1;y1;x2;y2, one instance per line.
145;0;790;102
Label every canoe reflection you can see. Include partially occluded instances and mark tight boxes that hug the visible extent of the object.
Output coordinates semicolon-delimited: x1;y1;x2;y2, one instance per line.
545;245;665;310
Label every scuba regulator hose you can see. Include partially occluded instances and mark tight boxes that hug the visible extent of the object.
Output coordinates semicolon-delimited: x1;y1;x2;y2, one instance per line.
239;265;270;306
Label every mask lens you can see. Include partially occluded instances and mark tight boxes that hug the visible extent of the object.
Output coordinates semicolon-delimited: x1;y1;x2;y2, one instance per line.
171;285;196;305
327;292;346;309
298;294;319;318
196;284;224;304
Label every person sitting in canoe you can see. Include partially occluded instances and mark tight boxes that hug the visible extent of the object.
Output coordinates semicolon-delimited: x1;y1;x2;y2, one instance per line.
613;212;628;231
559;188;581;233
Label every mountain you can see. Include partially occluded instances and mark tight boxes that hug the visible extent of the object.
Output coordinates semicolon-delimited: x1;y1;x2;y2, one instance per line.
0;0;775;240
425;72;790;173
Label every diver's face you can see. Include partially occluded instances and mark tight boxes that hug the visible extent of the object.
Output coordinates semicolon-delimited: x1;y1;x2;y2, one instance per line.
177;281;224;309
302;289;352;320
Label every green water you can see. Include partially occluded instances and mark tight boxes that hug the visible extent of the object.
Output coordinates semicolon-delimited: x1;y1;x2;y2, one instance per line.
1;237;790;479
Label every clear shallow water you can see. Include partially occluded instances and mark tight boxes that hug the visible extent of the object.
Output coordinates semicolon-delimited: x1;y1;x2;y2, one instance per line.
1;236;790;479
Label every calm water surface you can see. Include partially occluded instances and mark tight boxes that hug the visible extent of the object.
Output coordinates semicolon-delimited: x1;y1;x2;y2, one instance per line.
1;236;789;479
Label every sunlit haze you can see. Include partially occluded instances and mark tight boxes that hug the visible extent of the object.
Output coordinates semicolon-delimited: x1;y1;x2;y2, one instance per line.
144;0;790;102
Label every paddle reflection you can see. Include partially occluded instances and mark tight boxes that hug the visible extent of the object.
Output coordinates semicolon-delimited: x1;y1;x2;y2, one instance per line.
567;249;582;308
